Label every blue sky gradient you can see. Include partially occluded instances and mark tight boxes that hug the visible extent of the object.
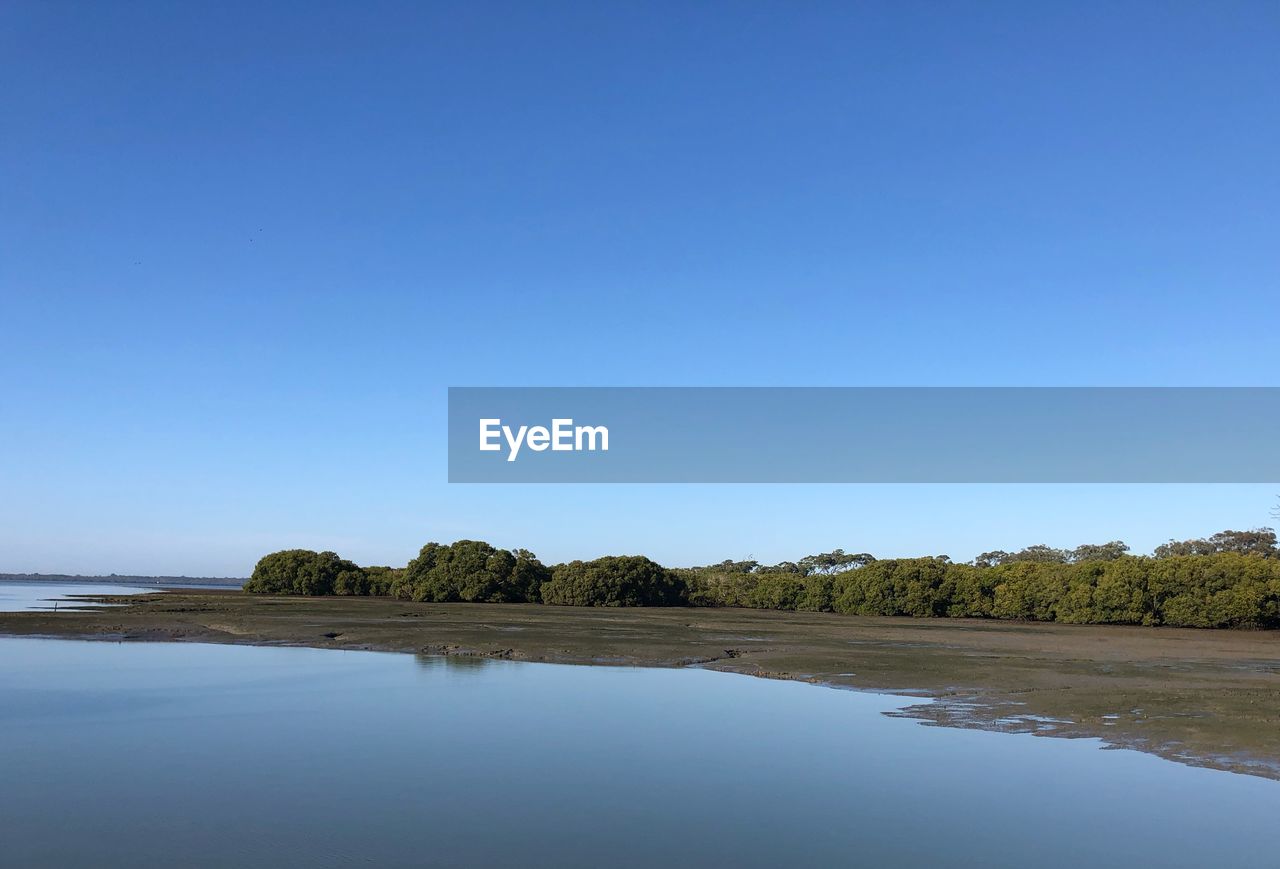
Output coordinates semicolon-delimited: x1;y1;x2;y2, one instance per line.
2;2;1277;575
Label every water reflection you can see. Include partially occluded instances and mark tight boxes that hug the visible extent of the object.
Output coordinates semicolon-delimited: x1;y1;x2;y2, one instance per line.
0;581;153;612
414;651;495;673
1;637;1277;869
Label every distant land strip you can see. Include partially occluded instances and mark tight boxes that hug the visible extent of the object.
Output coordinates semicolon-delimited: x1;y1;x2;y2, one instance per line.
0;573;245;587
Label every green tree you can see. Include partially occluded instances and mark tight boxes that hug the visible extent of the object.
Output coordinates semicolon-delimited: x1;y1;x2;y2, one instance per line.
1069;541;1130;563
745;573;807;610
245;550;360;596
541;555;687;607
511;548;552;603
334;565;401;596
1005;544;1069;564
400;540;547;603
798;550;876;576
1155;528;1278;559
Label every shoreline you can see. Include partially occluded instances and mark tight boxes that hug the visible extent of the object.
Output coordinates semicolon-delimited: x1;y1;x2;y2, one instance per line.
2;588;1279;780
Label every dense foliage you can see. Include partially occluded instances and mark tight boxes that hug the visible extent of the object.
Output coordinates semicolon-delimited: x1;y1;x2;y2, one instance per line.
541;555;686;607
685;551;1280;628
391;540;550;603
245;549;365;596
244;528;1280;628
335;565;401;597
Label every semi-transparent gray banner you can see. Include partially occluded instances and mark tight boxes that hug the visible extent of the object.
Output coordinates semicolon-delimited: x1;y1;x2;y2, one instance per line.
447;387;1280;483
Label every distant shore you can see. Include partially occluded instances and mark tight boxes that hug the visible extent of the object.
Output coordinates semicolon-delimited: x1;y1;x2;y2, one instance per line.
0;574;244;587
2;589;1278;780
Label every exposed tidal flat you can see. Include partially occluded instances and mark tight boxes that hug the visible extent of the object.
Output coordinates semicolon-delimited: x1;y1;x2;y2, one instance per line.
2;588;1279;782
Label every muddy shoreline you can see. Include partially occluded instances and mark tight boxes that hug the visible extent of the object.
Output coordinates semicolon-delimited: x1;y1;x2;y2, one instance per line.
3;588;1279;780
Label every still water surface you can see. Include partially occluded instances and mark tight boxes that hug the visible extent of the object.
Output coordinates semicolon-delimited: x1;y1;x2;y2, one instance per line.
0;581;152;612
0;636;1275;868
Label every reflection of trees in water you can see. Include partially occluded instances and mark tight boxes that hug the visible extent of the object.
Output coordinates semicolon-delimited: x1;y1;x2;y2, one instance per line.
414;652;491;673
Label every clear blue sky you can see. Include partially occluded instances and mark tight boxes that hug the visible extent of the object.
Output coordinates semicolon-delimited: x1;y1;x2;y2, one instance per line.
2;2;1277;576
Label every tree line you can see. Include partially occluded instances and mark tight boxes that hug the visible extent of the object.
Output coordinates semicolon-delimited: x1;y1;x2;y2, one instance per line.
244;528;1280;629
244;542;685;607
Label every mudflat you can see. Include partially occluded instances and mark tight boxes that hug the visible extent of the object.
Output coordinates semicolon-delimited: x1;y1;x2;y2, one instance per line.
4;589;1278;779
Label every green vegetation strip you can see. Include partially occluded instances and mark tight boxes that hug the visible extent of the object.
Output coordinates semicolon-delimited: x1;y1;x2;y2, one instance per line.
246;529;1280;629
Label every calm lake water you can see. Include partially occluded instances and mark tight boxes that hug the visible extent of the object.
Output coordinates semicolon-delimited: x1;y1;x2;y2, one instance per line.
0;581;153;612
1;637;1275;868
